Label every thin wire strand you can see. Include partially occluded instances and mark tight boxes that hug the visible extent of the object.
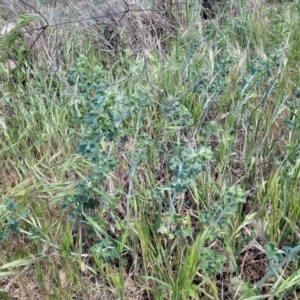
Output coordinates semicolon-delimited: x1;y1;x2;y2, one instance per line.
0;1;196;40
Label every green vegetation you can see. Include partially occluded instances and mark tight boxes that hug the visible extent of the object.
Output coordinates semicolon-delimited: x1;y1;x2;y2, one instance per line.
1;0;300;299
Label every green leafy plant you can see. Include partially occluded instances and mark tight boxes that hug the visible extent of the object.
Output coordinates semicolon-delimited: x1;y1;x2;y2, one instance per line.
200;185;246;238
254;242;300;292
0;198;23;242
63;55;134;221
62;56;141;266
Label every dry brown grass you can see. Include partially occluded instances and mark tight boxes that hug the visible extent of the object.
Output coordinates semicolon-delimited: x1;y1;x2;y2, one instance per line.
0;0;198;69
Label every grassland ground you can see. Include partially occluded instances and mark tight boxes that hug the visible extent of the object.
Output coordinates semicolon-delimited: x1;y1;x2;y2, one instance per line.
1;0;300;299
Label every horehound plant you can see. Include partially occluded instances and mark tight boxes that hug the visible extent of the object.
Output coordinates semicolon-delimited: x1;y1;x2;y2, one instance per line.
61;54;255;299
0;199;23;242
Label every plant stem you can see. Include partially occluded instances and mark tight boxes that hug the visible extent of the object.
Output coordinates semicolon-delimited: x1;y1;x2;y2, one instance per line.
254;244;300;291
